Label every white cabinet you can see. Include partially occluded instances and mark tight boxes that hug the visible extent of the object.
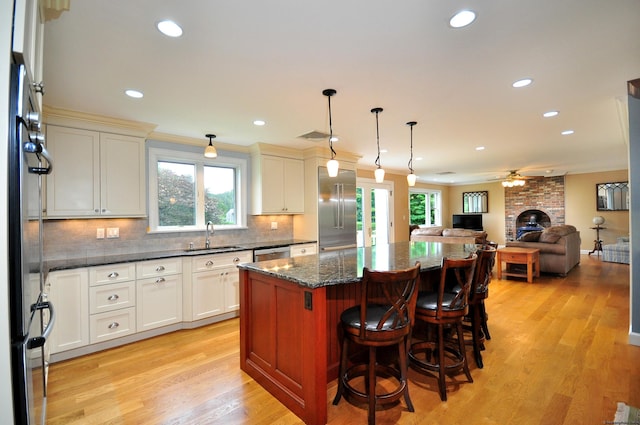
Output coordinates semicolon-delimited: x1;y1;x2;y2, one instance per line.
189;251;252;321
136;258;182;332
46;268;89;354
290;243;317;257
12;0;45;111
45;125;146;218
252;153;304;214
88;263;137;343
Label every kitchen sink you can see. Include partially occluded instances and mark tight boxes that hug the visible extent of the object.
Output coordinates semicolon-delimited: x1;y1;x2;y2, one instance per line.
184;245;244;253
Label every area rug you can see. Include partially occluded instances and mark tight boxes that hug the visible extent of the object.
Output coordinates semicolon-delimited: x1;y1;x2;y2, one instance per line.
613;402;640;423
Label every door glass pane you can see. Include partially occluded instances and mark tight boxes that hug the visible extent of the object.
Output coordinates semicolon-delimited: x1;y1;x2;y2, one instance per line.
356;187;364;247
409;193;426;225
204;166;236;225
157;161;196;226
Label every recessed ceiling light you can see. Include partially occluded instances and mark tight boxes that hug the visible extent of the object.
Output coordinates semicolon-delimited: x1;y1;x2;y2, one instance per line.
125;89;143;98
253;120;266;126
561;130;575;136
157;20;183;37
475;146;485;151
543;110;559;118
512;78;533;88
449;10;477;28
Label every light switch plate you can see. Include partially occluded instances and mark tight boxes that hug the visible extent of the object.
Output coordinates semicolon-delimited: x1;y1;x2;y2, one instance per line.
106;227;119;238
96;228;105;239
271;221;278;230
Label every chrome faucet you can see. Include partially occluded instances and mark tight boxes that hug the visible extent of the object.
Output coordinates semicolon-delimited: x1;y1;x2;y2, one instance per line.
205;221;213;248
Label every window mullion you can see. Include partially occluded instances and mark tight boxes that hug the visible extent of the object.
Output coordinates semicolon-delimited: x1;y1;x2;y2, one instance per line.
196;163;205;227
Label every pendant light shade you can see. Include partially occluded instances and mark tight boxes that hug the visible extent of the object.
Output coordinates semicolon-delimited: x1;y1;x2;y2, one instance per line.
371;107;384;183
204;134;217;158
323;88;339;177
406;121;417;186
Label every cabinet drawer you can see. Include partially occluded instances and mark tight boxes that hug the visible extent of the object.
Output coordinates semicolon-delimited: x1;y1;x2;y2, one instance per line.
90;307;136;344
89;281;135;314
290;243;317;257
191;250;253;272
90;263;136;286
136;257;182;278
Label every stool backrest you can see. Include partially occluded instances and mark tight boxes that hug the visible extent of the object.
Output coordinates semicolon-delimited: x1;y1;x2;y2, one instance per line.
470;247;497;301
359;263;421;340
437;255;477;316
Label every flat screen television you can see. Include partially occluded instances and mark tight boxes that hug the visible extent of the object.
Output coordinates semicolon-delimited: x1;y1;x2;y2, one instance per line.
452;214;483;231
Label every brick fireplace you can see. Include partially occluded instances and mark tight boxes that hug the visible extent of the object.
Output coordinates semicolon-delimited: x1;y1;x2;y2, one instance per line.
504;176;565;241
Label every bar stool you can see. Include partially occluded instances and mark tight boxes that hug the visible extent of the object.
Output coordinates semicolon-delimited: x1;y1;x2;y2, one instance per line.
409;255;476;401
332;263;421;425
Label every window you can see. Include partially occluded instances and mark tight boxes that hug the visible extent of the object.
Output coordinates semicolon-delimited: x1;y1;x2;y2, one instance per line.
409;189;441;227
148;143;248;232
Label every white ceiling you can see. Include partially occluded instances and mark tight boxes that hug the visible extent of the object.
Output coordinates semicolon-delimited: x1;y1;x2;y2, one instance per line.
42;0;640;184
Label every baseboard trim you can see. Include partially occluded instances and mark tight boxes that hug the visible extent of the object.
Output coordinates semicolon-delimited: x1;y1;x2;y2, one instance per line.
628;329;640;346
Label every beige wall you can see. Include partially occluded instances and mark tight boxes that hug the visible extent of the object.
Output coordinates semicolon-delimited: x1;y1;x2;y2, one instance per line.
448;182;506;245
566;169;630;249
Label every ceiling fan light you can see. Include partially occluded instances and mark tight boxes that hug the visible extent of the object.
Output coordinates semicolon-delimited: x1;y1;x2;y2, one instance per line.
375;167;385;183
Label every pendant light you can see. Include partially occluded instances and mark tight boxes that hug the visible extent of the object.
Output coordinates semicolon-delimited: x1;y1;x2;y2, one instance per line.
406;121;417;186
371;107;385;183
204;134;217;158
323;89;339;177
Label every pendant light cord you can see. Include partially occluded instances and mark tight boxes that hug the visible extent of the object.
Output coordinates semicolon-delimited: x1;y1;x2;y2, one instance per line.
372;108;383;168
328;94;336;160
407;121;417;173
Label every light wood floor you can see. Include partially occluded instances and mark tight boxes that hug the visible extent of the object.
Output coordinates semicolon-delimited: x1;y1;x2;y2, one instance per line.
47;255;640;425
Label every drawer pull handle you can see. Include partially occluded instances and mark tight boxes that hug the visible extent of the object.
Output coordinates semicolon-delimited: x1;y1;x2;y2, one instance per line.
108;272;119;279
156;265;165;272
107;294;119;301
301;248;306;253
206;260;214;267
233;257;240;264
108;322;120;329
155;277;166;284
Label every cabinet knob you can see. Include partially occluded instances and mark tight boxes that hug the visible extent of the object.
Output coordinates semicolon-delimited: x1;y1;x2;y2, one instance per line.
107;294;120;301
33;81;45;95
108;272;119;279
233;257;240;264
156;265;165;272
301;249;306;253
95;209;100;213
155;277;166;284
107;322;120;329
206;260;214;267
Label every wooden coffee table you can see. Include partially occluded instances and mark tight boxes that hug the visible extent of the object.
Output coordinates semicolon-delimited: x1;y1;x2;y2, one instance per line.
497;247;540;283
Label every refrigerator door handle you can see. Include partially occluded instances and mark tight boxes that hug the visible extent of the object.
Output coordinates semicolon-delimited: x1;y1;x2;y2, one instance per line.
340;183;345;229
26;301;55;349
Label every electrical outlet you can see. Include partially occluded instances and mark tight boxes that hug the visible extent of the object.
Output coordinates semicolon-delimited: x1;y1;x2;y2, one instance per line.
271;221;278;230
106;227;119;239
96;228;105;239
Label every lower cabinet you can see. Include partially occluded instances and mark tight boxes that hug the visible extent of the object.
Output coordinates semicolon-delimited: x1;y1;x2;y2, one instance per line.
136;274;182;331
189;250;252;321
89;308;136;343
47;268;90;354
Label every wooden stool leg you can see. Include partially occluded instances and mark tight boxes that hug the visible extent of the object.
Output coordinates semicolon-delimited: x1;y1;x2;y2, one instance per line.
437;324;447;401
368;346;376;425
332;337;348;405
398;337;414;412
457;322;473;383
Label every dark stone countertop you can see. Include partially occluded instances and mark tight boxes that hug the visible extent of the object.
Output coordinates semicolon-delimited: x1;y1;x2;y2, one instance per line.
237;241;479;288
45;239;315;273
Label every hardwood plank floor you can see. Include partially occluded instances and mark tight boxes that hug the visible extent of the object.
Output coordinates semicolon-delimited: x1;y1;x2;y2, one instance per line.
47;255;640;424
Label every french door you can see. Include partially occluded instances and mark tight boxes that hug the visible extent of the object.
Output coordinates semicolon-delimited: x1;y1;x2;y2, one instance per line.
356;178;394;247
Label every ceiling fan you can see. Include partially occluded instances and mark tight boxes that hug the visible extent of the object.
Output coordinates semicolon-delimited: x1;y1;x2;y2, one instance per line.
500;170;531;187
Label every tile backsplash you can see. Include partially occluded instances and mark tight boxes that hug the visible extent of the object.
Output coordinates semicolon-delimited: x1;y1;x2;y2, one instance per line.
43;215;294;260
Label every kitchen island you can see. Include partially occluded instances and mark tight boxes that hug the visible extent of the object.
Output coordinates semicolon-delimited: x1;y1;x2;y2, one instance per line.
238;241;477;425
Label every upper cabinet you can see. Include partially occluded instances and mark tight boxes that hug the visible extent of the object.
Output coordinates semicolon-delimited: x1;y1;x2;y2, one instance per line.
12;0;45;112
46;125;146;217
251;144;304;214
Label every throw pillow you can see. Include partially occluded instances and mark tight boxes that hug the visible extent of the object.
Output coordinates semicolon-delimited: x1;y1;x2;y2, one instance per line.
518;231;542;242
539;231;561;243
414;226;443;236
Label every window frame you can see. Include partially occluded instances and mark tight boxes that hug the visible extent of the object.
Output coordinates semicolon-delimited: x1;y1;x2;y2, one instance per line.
408;188;442;227
148;144;248;233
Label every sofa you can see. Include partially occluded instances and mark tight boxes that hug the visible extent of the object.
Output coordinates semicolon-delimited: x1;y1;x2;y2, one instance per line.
602;237;630;264
506;224;581;276
410;226;487;245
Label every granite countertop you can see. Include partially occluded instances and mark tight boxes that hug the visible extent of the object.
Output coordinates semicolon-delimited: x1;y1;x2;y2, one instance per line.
237;241;479;288
45;239;315;273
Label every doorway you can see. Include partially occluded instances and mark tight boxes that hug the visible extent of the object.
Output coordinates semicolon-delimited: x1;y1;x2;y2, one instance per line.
357;178;394;247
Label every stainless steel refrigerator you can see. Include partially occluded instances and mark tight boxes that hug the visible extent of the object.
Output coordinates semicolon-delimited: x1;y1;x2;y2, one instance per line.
318;166;357;251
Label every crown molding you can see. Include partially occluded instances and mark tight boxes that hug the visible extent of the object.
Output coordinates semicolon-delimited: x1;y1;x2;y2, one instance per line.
43;105;157;137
